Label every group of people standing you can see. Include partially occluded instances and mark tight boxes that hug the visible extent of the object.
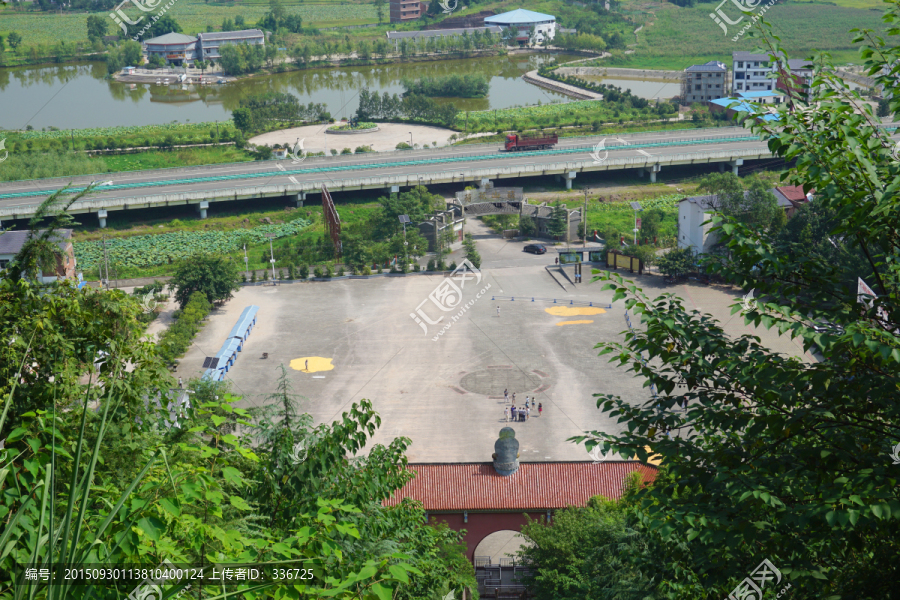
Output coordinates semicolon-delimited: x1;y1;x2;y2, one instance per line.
503;388;542;422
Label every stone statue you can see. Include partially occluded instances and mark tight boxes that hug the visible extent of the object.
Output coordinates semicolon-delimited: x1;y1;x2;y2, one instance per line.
492;427;520;476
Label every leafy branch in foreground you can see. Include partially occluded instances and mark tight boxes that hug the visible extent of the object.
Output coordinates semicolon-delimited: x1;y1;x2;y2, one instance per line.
571;7;900;597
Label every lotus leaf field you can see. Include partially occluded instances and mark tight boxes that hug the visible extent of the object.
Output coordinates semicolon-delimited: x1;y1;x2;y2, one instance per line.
594;194;681;212
74;219;311;270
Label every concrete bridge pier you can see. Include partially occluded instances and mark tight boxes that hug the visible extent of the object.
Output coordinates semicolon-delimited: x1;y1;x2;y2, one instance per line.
479;178;491;189
97;210;107;229
728;158;744;176
643;164;661;183
195;201;209;219
564;171;576;190
292;192;306;208
386;185;400;194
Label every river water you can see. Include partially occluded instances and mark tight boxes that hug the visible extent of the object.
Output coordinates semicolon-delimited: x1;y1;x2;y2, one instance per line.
0;53;584;130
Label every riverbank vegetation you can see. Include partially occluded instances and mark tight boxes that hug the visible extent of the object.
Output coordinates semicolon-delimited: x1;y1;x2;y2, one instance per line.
401;73;490;98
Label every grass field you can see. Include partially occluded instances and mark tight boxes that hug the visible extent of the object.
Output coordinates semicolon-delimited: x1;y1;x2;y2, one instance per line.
611;0;888;69
0;0;377;47
102;146;252;171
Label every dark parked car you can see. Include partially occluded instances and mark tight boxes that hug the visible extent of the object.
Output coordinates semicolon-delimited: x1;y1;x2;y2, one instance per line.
524;244;547;254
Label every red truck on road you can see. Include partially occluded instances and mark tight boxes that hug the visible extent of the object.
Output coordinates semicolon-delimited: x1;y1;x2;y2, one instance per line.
503;133;558;151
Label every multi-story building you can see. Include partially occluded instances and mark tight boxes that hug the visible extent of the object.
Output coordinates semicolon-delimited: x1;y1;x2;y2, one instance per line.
143;30;265;65
196;29;265;61
732;51;812;101
682;60;728;104
390;0;426;24
144;32;198;66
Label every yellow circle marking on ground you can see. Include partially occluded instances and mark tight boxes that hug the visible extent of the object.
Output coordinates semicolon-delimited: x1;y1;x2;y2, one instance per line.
555;320;595;326
545;306;607;317
290;357;335;373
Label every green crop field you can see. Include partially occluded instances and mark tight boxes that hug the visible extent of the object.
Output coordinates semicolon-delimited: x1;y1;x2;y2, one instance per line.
74;218;311;270
612;1;888;69
0;0;377;47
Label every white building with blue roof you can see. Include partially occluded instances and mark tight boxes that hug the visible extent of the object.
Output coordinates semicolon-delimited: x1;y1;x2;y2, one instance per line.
484;9;556;44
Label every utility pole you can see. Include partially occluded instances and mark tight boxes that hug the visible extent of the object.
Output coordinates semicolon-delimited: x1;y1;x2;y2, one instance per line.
583;189;588;249
101;234;110;290
266;234;277;283
399;215;411;270
243;243;249;280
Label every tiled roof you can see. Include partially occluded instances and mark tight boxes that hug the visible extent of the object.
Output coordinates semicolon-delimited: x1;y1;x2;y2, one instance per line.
733;51;769;62
143;32;197;45
686;60;726;72
0;229;72;256
485;9;556;24
773;185;813;207
198;29;264;41
383;462;658;511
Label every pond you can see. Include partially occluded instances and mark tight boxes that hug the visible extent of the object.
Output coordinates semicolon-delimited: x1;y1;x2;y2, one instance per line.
0;52;582;130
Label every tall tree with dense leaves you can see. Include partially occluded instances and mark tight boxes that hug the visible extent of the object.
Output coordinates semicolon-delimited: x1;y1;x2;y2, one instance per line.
170;253;241;308
86;15;108;42
575;10;900;597
548;200;569;240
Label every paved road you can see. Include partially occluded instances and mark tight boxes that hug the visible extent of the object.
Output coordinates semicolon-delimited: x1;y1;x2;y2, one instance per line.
0;127;760;205
3;123;895;212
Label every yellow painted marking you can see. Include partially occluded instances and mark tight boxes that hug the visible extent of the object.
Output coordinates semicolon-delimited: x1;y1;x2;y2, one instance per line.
290;356;334;373
555;320;594;326
545;306;607;317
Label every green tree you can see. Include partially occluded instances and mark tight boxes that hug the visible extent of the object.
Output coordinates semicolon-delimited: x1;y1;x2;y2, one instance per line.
577;12;900;595
518;213;537;237
655;246;693;277
463;233;481;269
106;45;125;73
147;14;182;38
548;200;568;240
520;484;653;598
148;54;164;68
86;15;108;42
232;106;253;132
7;31;22;50
170;253;241;308
121;39;142;66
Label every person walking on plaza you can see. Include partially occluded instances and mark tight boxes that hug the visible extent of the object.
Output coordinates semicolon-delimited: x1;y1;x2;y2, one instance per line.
538;403;543;417
178;377;183;389
497;306;501;317
504;388;508;402
512;392;516;404
511;406;517;421
504;406;510;422
526;406;530;420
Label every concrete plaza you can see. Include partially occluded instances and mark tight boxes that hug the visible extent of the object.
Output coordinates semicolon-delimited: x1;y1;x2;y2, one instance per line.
177;230;815;463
